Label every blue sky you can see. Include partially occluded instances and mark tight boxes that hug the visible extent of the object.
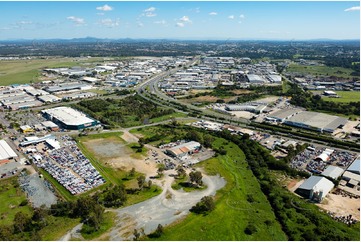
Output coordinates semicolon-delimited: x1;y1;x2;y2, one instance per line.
0;1;359;40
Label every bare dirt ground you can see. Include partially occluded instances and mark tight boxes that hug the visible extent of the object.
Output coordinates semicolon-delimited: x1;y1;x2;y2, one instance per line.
229;110;254;119
109;170;226;241
255;96;279;104
318;193;360;220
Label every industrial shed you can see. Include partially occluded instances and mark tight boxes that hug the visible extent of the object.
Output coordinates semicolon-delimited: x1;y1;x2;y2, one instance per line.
41;107;99;130
347;158;360;175
295;176;334;202
321;165;344;180
0;140;17;162
166;141;201;158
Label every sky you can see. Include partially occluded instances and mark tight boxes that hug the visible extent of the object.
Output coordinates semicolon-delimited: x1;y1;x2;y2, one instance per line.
0;1;359;40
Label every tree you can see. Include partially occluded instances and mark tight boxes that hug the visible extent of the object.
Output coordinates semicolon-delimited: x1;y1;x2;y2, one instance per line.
189;171;203;186
157;164;165;177
176;165;186;178
190;196;215;214
151;224;164;238
133;229;140;241
129;167;136;177
147;180;152;188
13;212;31;233
137;175;146;190
138;137;145;148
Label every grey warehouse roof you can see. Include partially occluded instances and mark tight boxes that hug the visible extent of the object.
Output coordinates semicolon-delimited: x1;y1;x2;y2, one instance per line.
321;165;344;180
268;108;301;120
347;158;360;175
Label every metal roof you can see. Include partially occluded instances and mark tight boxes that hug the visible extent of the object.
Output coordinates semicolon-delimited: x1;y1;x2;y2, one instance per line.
42;107;97;126
0;140;17;160
298;176;334;195
321;165;344;180
347;158;360;175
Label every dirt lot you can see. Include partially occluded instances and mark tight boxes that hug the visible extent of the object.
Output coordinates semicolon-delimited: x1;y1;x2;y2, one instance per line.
183;95;236;104
318;193;360;220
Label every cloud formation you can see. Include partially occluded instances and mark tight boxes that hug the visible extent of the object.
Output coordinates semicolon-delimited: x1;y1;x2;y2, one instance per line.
209;12;218;16
239;14;245;19
344;6;360;12
176;22;185;28
228;15;234;19
179;16;192;23
99;18;120;28
144;7;157;17
96;4;113;11
66;16;85;26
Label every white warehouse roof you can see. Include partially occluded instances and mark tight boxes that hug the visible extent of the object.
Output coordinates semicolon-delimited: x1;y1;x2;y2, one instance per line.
0;140;17;160
42;107;95;126
298;176;334;199
321;165;344;180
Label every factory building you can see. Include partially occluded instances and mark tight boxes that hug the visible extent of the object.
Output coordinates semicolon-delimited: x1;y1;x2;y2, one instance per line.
246;74;266;84
342;158;360;188
0;140;17;163
41;107;99;130
267;109;348;133
295;176;334;202
166;141;201;158
225;103;267;114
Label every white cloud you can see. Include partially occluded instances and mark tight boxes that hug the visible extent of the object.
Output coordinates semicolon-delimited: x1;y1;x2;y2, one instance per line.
97;13;105;16
344;6;360;12
96;4;113;11
228;15;235;19
99;18;120;28
209;12;218;16
137;22;144;27
144;7;156;12
176;22;185;28
239;14;245;19
143;7;157;17
154;20;167;25
66;16;85;26
179;16;191;23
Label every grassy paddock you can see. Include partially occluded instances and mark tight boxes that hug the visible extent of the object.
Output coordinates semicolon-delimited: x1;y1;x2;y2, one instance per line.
321;91;360;103
39;216;80;241
81;211;115;240
0;176;33;225
0;57;104;86
286;64;355;79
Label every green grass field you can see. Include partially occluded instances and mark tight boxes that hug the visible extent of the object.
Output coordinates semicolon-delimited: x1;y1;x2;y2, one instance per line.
286;64;355;79
0;176;33;225
0;57;104;86
321;91;360;103
38;216;80;240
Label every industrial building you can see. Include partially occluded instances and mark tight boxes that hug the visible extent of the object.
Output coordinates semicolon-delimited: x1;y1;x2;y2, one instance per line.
44;83;93;93
0;140;17;162
225;103;267;114
41;107;99;130
246;74;266;84
321;165;344;180
267;109;348;133
342;158;360;188
295;176;334;202
166;141;201;158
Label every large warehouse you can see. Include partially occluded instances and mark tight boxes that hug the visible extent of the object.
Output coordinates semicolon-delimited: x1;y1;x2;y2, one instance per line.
0;140;17;162
295;176;334;202
267;109;348;133
41;107;99;130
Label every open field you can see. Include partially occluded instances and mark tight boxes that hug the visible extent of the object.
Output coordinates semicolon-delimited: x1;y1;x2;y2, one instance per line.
182;95;237;104
39;216;80;241
0;176;33;225
130;125;286;240
286;64;355;79
321;91;360;103
0;57;105;86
